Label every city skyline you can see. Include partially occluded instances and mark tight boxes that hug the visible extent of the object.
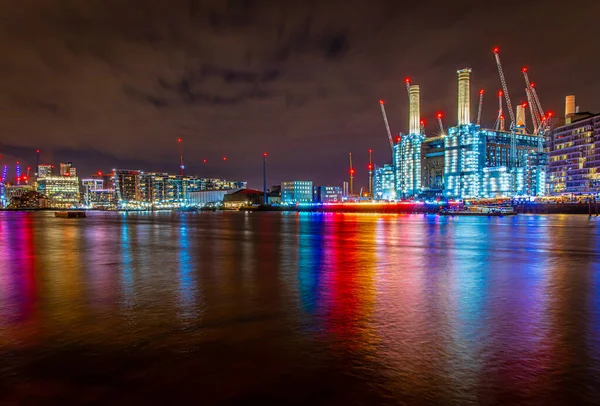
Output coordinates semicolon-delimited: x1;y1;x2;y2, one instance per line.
1;1;600;188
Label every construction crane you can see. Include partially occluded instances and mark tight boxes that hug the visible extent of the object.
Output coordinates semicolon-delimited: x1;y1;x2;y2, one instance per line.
1;165;7;184
476;89;484;126
16;162;21;185
522;68;549;134
379;100;395;150
525;86;540;133
493;47;516;129
177;138;185;176
404;77;411;100
25;167;31;184
368;149;373;197
436;112;445;136
349;152;354;196
494;91;503;131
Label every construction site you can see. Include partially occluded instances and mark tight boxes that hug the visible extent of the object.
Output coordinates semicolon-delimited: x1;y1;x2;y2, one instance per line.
374;47;552;201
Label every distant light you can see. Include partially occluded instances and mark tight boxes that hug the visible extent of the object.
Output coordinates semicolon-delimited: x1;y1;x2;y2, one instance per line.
498;90;503;96
263;152;268;157
479;89;484;95
493;47;499;53
223;157;227;161
369;149;372;153
203;159;207;163
436;112;443;119
36;149;40;153
522;67;528;72
177;138;182;143
379;99;384;105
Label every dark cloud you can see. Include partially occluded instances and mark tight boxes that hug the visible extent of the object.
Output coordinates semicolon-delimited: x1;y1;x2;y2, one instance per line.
1;0;599;187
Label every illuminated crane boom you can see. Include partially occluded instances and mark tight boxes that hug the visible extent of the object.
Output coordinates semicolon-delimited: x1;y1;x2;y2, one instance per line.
522;68;546;119
379;100;395;150
349;152;354;196
476;89;484;126
525;86;540;133
436;113;445;136
494;91;503;131
405;78;411;100
1;165;7;184
177;138;185;176
493;48;516;129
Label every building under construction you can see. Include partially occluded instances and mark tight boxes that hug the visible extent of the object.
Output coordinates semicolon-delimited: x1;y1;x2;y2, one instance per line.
375;47;548;200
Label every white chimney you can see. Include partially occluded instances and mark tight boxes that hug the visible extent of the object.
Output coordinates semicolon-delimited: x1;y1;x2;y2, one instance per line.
457;68;472;126
516;105;526;127
565;95;575;117
409;85;420;135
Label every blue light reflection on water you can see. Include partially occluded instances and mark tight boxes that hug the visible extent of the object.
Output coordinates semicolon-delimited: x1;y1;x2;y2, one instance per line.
0;212;600;403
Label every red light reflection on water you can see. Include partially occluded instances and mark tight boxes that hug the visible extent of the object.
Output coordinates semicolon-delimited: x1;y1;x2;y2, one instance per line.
0;214;37;327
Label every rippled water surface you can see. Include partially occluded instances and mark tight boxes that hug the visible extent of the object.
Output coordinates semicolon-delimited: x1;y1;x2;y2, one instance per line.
1;211;600;404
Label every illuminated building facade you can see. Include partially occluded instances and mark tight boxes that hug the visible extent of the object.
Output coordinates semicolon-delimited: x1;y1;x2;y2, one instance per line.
281;181;313;203
394;134;425;197
314;186;343;203
113;169;141;204
444;124;485;198
374;164;395;200
37;176;80;207
547;113;600;194
525;153;547;196
422;136;445;192
37;164;53;179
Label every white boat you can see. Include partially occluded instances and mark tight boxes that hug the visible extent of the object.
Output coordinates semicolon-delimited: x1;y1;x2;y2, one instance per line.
440;206;516;216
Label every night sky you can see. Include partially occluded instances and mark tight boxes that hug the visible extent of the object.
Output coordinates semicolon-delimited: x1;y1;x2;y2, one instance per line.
1;0;599;188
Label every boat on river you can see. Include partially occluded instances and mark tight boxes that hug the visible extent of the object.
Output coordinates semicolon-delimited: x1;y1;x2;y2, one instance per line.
439;206;516;216
55;211;87;218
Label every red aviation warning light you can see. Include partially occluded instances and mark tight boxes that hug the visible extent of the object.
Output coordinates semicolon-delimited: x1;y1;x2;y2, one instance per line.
222;157;227;161
436;112;443;119
522;67;528;73
493;47;499;53
203;159;207;163
480;89;484;95
379;99;384;105
498;90;503;96
263;152;268;157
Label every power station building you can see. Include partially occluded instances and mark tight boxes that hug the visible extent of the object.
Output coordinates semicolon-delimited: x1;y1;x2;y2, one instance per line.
375;63;548;201
393;84;425;198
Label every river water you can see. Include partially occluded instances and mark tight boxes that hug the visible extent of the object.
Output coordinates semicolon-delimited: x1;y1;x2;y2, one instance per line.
1;211;599;404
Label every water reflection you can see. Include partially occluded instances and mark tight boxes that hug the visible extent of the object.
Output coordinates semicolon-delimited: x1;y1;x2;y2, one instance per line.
0;212;600;403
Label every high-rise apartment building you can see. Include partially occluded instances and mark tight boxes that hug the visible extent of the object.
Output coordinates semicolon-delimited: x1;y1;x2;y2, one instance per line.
547;112;600;194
